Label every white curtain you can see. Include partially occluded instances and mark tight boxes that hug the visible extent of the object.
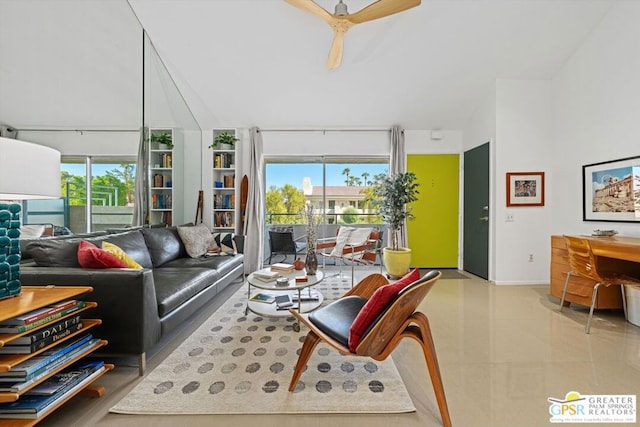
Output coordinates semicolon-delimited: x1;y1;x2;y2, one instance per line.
243;127;265;274
389;125;405;176
389;125;407;248
132;127;148;226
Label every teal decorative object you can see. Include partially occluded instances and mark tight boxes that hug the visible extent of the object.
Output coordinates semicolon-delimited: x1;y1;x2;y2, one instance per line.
0;203;21;299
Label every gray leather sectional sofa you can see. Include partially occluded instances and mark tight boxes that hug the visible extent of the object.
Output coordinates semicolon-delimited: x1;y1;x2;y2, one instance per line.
20;226;244;374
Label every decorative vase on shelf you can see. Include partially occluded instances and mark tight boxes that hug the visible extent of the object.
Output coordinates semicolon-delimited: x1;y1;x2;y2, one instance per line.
305;250;318;275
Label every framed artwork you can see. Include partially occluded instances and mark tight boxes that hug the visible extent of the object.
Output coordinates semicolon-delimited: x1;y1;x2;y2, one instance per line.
506;172;545;207
582;155;640;222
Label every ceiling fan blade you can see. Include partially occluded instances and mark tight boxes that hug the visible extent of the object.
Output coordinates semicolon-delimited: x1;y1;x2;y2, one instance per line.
327;30;345;70
284;0;333;24
347;0;421;24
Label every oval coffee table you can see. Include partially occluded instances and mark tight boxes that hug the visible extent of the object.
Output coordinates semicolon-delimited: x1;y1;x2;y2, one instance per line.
246;269;324;332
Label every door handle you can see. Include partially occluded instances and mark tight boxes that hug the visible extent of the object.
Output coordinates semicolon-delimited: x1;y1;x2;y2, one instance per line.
479;216;489;222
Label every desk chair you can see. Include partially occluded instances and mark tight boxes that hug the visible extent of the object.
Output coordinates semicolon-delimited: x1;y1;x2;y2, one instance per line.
561;235;638;333
288;270;452;427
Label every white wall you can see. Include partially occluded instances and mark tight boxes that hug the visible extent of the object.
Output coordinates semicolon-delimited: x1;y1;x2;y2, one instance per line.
17;131;138;156
494;79;553;284
550;1;640;238
462;1;640;285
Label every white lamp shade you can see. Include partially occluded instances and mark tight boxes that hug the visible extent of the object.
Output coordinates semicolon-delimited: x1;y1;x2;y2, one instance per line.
0;137;61;199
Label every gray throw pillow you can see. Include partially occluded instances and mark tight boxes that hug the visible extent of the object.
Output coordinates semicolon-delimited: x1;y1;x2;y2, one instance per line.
176;224;213;258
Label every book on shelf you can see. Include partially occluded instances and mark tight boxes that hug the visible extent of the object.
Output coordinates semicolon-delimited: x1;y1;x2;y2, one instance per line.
249;293;275;304
6;315;82;345
0;338;102;390
0;364;107;419
271;263;294;273
0;300;79;326
0;302;87;334
0;334;93;379
0;321;84;354
25;360;104;396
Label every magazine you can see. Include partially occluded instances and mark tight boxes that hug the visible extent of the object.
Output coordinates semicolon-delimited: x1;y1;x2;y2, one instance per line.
249;293;275;304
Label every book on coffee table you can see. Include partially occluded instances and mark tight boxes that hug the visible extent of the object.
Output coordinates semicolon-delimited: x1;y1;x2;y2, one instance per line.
252;270;280;282
270;263;294;273
249;293;275;304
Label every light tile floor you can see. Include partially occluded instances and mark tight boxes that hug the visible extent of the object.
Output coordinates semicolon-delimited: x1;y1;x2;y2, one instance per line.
38;268;640;426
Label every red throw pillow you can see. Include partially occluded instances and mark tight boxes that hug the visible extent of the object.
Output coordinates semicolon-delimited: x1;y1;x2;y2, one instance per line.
348;268;421;352
77;240;128;269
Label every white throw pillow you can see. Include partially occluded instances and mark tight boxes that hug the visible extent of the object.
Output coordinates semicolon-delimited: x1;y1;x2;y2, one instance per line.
176;223;213;258
20;224;46;238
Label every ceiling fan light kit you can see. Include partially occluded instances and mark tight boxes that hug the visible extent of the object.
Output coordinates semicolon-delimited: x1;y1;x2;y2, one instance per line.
285;0;421;69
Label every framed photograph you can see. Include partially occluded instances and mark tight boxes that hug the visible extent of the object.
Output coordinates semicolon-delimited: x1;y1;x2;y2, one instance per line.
582;155;640;222
506;172;545;207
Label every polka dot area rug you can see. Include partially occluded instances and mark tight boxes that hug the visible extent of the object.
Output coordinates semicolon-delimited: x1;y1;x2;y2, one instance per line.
110;275;415;415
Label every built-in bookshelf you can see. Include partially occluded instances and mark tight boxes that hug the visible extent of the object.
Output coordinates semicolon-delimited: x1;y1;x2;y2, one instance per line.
0;286;112;425
211;129;237;232
149;128;182;226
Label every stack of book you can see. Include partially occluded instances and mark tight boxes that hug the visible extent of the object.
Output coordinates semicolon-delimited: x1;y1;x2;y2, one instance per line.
0;300;86;336
0;334;102;395
0;359;106;419
0;315;85;354
270;263;294;274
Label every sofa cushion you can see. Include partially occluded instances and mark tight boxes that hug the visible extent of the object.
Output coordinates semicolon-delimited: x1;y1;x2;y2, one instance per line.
211;232;237;253
102;241;143;269
162;253;243;277
142;227;187;267
100;230;153;269
77;240;128;269
22;231;108;263
152;268;219;317
176;224;213;258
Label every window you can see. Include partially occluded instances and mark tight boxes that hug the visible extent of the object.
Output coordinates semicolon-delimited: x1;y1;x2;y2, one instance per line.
58;156;136;233
264;156;387;233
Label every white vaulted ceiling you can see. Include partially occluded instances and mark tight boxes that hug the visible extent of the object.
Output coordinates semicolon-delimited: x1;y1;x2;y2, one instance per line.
0;0;616;131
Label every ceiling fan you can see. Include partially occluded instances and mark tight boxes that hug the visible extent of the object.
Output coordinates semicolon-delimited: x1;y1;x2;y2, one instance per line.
285;0;421;69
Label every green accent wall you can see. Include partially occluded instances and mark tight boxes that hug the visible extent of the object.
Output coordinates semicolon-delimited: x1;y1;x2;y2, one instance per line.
407;154;459;268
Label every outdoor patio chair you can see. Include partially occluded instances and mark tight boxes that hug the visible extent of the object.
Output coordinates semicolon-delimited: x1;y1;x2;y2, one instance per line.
267;227;306;264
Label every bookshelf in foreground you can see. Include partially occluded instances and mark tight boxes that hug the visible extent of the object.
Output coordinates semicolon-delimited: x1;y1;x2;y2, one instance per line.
0;286;112;426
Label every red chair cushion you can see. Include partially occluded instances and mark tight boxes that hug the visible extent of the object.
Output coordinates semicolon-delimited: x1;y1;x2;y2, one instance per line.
77;240;128;268
348;268;420;352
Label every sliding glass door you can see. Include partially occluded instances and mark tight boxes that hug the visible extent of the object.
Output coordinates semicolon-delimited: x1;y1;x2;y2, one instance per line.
264;156;387;244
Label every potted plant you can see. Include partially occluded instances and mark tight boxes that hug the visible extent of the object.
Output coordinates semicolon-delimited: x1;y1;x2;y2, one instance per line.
150;132;174;150
209;132;238;150
372;171;419;277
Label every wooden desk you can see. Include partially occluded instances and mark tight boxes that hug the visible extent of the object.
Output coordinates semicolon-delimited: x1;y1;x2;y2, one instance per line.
587;235;640;263
550;235;640;309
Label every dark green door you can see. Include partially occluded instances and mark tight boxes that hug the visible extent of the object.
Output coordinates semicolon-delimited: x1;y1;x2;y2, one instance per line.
463;143;489;279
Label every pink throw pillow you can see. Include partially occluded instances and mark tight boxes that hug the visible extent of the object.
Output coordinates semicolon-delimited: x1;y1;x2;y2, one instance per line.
78;240;128;269
348;269;420;352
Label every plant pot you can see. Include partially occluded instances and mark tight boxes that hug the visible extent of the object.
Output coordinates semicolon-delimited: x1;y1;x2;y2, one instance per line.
221;143;233;150
159;143;169;150
383;247;412;278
